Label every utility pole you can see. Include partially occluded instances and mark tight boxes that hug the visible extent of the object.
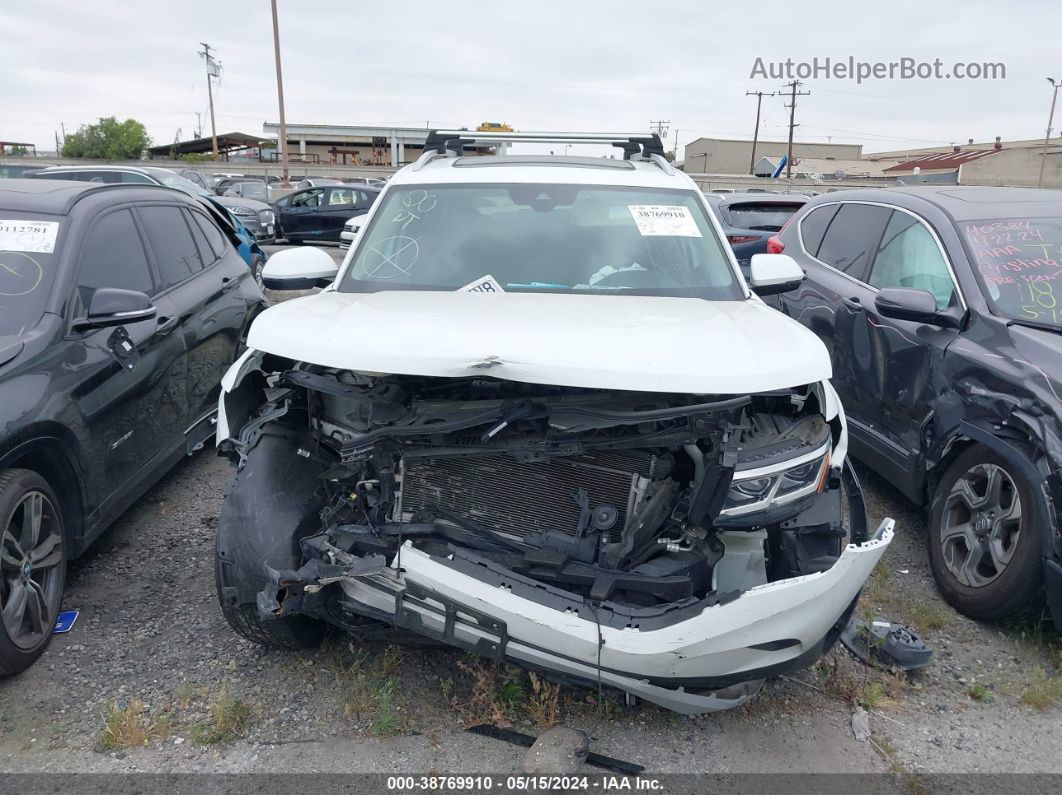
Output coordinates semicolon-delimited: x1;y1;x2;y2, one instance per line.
195;112;203;140
270;0;290;186
672;127;679;161
650;119;670;144
783;81;810;180
746;90;775;175
1039;77;1061;188
199;42;220;160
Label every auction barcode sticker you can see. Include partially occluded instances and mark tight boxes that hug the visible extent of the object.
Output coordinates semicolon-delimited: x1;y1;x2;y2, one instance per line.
0;220;60;253
628;205;702;237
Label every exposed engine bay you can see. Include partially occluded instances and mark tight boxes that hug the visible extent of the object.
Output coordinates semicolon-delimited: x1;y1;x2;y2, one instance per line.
216;353;892;713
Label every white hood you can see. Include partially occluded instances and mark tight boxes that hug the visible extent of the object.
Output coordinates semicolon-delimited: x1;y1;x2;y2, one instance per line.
247;290;831;394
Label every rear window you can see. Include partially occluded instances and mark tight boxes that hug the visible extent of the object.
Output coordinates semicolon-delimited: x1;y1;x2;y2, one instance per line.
798;204;840;256
724;202;803;232
0;213;64;336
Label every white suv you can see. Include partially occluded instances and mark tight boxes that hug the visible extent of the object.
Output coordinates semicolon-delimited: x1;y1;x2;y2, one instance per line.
214;131;893;714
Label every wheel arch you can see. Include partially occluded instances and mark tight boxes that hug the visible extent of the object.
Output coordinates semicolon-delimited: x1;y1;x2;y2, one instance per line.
0;426;88;557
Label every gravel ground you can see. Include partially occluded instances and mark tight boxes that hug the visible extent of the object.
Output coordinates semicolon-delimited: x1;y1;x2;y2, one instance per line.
1;243;1060;777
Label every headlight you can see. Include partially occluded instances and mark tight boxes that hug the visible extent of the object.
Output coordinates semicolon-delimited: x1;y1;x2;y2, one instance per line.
719;442;830;518
229;206;254;217
259;210;275;224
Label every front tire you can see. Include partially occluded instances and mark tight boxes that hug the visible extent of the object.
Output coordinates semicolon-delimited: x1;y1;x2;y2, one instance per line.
215;428;328;650
0;469;67;676
928;445;1044;622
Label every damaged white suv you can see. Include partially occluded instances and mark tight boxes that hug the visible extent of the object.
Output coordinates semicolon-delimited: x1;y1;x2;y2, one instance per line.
214;131;894;714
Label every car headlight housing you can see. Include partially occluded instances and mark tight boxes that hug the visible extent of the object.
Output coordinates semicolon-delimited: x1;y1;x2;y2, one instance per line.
229;206;254;217
719;442;831;519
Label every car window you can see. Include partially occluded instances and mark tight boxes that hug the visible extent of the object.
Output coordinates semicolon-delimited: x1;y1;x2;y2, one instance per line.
138;205;206;290
798;204;840;257
189;209;229;259
869;211;955;310
184;208;219;266
342;183;743;300
291;189;324;208
328;188;355;206
0;212;64;336
76;209;154;301
121;172;154;184
724;202;803;232
815;203;892;282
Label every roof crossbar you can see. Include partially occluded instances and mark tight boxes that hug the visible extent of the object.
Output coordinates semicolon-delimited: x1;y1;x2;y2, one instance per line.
423;130;667;162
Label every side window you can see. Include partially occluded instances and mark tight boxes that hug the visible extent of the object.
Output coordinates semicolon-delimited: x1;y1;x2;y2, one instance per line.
76;209;154;301
184;208;219;266
328;188;355;206
138;205;206;290
190;209;229;259
121;172;154;184
870;211;956;310
291;189;323;208
799;204;840;257
815;203;892;282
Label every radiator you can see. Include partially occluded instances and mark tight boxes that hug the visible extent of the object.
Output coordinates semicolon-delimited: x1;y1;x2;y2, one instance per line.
397;451;663;540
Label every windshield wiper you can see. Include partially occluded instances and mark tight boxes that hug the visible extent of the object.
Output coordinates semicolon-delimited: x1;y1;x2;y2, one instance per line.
1007;317;1062;334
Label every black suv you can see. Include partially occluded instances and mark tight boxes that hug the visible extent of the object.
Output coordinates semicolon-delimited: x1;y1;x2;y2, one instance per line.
774;186;1062;629
0;179;265;673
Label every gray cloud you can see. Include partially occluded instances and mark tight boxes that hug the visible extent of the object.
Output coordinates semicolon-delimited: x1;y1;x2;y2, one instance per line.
3;0;1059;156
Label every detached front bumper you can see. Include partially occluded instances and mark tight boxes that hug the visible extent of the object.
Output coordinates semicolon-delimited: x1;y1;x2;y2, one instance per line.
321;520;893;714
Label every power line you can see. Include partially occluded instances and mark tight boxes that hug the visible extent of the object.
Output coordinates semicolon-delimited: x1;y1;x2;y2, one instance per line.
650;120;670;142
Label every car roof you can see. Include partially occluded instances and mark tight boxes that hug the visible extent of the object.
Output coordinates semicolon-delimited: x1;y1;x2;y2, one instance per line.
37;164;151;175
387;153;699;191
810;185;1062;222
0;178;200;214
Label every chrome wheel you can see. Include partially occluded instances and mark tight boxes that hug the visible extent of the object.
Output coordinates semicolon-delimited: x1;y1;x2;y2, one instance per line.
939;463;1022;588
1;491;64;650
254;259;266;290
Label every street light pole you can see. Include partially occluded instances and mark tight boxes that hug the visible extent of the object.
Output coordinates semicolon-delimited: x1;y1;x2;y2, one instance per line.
1039;77;1061;189
270;0;290;187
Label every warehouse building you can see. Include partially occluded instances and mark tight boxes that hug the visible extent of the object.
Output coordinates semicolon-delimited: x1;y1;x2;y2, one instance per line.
867;137;1062;187
682;136;863;175
260;123;495;167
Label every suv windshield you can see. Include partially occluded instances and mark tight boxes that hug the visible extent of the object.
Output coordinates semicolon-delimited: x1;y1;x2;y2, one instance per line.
725;202;802;232
0;213;63;336
340;183;742;298
961;217;1062;325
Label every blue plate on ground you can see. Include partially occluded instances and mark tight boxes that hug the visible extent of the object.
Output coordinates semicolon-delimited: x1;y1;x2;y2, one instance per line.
53;610;79;634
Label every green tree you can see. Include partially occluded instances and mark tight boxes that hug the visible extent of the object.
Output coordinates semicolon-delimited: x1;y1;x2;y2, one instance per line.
61;117;151;160
7;144;29;156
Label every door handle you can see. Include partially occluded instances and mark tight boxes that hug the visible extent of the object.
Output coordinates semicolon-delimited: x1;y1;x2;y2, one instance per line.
841;296;863;311
221;275;240;293
154;316;179;337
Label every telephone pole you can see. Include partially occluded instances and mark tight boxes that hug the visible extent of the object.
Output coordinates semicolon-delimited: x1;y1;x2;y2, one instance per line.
270;0;290;186
650;119;670;143
1039;77;1061;188
199;42;220;160
783;81;810;180
746;90;775;175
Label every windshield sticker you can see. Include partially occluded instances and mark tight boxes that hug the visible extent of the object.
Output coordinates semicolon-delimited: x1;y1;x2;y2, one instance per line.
0;220;60;253
628;205;701;238
0;252;44;296
458;275;506;293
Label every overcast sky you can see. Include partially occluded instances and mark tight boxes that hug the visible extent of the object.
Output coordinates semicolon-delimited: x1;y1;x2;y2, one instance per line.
4;0;1061;159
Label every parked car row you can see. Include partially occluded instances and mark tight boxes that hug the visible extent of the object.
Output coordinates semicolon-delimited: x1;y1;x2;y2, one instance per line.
2;137;1060;709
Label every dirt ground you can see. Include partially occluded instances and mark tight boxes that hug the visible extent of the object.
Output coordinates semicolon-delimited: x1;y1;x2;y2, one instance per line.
1;245;1060;779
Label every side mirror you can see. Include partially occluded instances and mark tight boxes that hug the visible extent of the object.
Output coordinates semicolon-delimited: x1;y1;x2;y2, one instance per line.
749;253;804;296
874;288;958;327
261;247;339;290
74;288;156;331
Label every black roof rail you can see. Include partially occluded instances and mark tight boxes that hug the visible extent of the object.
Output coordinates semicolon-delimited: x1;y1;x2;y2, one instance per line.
424;130;667;161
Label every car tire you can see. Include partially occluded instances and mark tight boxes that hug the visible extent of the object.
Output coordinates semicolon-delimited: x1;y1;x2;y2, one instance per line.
214;428;328;651
927;445;1044;622
0;468;67;676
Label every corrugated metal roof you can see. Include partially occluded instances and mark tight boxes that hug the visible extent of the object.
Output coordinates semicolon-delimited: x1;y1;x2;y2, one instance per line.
883;149;1000;172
